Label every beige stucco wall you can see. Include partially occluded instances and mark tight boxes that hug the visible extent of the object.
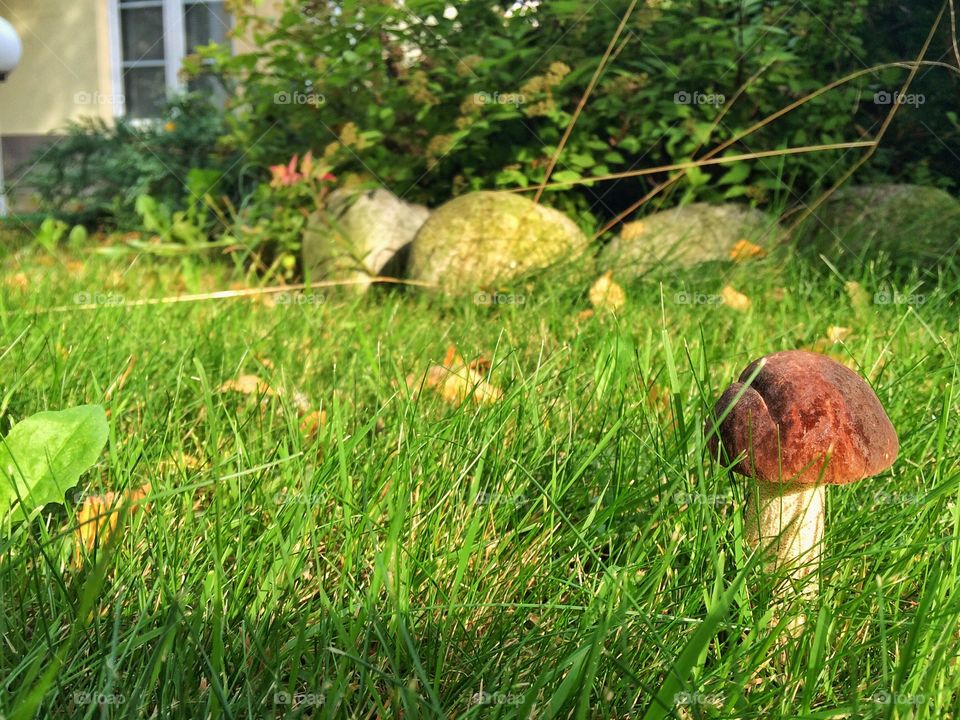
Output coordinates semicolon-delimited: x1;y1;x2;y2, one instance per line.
0;0;115;135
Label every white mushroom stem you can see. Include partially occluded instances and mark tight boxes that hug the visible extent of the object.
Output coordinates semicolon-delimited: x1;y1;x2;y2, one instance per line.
745;480;824;609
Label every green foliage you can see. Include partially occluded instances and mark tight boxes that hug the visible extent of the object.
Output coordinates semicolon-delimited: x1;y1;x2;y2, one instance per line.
34;217;69;252
203;0;875;225
856;1;960;190
0;406;109;523
135;194;207;246
230;151;338;277
25;95;241;229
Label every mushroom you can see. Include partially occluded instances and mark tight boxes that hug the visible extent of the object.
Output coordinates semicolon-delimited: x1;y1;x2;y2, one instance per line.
708;350;898;623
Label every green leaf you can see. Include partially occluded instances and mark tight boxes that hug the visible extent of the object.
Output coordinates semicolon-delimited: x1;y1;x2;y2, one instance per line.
67;225;89;248
717;162;750;186
551;170;582;184
0;406;109;522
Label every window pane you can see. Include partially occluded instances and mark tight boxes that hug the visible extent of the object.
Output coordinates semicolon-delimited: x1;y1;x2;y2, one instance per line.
184;2;231;53
123;66;167;119
120;7;165;62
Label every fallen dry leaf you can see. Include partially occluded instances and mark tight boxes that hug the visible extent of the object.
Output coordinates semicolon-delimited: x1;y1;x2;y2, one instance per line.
826;326;852;344
588;271;627;313
410;346;503;406
808;326;853;354
218;374;276;397
845;281;871;312
5;272;28;291
105;355;137;402
621;221;646;241
157;453;203;472
73;484;151;568
300;410;327;439
729;239;766;262
720;285;751;311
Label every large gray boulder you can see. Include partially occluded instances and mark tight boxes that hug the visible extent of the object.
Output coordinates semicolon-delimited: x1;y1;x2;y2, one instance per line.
302;188;430;288
603;202;779;276
800;184;960;265
409;191;590;290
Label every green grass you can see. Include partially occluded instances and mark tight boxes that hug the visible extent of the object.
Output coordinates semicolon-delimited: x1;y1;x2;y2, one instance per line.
0;241;958;719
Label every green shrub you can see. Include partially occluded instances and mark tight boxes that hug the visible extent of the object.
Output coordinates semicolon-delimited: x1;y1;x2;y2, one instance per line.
229;151;338;278
24;95;241;229
200;0;881;228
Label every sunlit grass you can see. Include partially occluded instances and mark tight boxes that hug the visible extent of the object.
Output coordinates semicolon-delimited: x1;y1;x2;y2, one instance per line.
0;237;958;718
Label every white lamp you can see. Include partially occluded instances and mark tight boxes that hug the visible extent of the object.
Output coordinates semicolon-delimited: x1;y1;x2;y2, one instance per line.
0;17;21;81
0;16;21;216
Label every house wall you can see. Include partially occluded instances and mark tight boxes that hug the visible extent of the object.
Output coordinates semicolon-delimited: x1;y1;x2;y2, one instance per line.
0;0;115;135
0;0;282;209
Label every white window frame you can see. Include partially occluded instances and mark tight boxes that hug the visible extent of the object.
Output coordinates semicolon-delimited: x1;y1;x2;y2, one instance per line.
107;0;227;119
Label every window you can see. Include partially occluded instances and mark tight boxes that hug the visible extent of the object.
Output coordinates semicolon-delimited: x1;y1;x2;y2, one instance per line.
113;0;231;119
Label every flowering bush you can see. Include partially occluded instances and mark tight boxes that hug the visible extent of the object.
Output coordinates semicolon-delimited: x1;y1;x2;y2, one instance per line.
231;151;337;279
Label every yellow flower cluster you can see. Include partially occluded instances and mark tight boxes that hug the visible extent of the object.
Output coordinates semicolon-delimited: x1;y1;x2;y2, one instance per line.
426;134;455;168
518;61;572;117
408;70;439;106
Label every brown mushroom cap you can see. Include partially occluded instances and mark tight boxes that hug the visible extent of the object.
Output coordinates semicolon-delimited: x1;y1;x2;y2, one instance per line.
708;350;898;485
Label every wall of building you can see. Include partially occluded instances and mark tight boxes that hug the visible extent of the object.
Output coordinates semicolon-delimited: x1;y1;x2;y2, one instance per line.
0;0;115;136
0;0;281;208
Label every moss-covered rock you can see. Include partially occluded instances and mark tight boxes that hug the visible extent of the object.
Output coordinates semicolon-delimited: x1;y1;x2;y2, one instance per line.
798;184;960;268
302;188;430;290
603;203;779;277
408;191;590;290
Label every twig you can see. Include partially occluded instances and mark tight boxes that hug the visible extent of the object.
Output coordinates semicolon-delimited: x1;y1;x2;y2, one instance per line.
950;0;960;70
532;0;639;205
512;142;873;192
783;4;946;237
2;277;440;316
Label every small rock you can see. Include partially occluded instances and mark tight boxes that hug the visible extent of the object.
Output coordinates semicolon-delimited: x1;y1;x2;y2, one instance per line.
302;188;430;289
800;184;960;267
409;191;590;290
603;203;778;276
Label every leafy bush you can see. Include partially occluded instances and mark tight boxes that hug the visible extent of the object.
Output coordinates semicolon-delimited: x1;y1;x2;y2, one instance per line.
201;0;883;229
25;95;242;229
230;151;338;278
856;1;960;190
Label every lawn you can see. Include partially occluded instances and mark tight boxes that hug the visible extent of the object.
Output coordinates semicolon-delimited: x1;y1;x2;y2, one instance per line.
0;235;958;718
